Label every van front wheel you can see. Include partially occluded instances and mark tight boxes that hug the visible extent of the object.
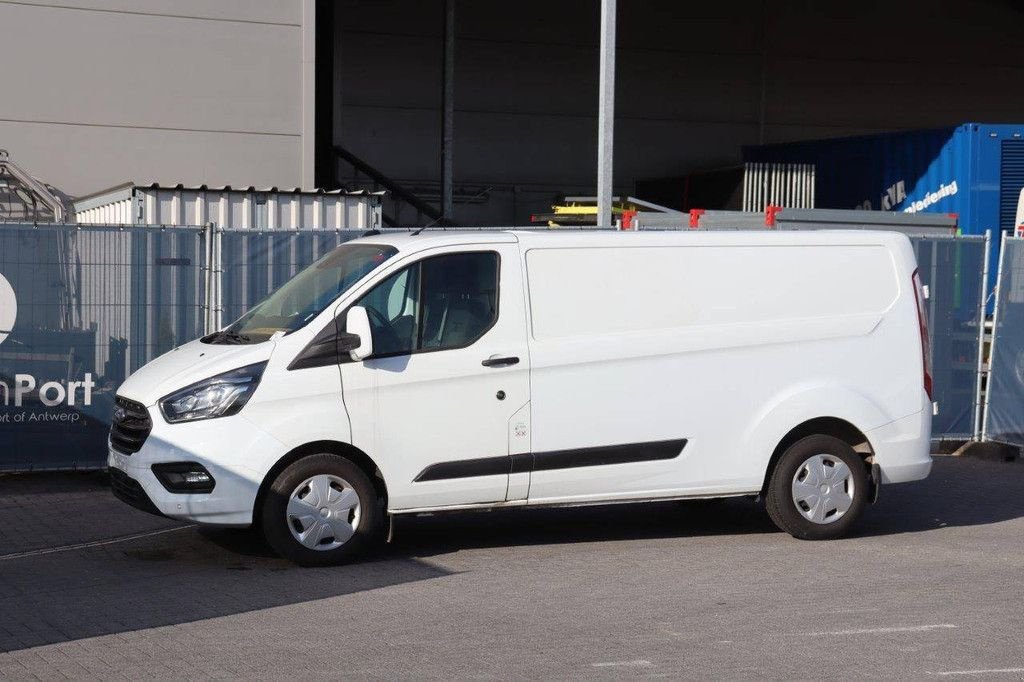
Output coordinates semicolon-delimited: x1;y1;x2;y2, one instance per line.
765;435;868;540
261;454;383;566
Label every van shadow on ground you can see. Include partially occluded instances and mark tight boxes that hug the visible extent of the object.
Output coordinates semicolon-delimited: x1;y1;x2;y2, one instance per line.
0;529;452;654
0;456;1020;654
380;456;1024;556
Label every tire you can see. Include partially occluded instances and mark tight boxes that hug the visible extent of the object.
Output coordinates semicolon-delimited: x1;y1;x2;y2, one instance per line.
765;435;868;540
261;454;383;566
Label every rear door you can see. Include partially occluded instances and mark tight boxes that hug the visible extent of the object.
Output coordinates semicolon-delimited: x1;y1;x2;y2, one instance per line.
339;243;531;511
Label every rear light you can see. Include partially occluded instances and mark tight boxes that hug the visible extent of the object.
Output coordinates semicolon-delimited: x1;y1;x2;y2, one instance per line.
912;269;933;400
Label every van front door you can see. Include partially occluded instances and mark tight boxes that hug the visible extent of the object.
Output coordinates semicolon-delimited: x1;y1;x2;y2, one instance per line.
339;244;530;511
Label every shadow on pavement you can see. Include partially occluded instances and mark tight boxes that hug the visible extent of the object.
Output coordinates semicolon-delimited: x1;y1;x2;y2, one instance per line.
855;455;1024;537
0;521;452;654
384;456;1024;555
1;456;1021;654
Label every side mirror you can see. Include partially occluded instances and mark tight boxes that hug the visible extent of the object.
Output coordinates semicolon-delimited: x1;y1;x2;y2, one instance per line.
345;306;373;361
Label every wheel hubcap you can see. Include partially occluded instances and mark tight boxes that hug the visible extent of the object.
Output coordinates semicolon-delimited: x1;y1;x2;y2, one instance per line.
791;454;854;525
286;474;361;551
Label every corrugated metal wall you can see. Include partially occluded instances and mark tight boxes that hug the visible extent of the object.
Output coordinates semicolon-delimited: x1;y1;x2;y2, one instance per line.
75;186;382;231
742;163;815;211
1000;141;1024;235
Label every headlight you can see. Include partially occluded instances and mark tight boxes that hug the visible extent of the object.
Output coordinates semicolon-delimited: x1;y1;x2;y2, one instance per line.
159;362;267;424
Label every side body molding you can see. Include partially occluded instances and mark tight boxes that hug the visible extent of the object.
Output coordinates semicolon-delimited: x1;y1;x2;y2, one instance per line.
413;439;688;483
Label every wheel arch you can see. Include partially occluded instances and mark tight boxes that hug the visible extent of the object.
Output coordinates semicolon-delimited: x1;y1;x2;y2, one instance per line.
747;384;890;496
253;440;388;526
760;416;874;495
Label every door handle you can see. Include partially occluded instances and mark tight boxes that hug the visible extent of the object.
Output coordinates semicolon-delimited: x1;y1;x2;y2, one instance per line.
482;355;520;368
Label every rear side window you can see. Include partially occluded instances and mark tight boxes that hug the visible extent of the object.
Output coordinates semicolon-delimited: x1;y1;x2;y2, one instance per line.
354;251;499;357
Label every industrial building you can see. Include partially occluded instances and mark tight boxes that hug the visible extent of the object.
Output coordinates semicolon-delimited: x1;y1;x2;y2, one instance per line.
4;0;1024;226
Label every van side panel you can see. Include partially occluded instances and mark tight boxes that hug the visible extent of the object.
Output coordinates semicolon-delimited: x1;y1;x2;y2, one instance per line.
523;240;922;503
527;245;898;340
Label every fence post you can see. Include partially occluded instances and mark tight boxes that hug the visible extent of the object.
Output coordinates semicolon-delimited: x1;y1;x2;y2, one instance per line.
972;230;992;440
981;230;1008;442
202;222;212;334
214;227;223;330
204;222;212;333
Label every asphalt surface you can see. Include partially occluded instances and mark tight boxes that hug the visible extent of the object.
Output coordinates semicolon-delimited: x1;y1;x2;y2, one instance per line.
2;455;1024;680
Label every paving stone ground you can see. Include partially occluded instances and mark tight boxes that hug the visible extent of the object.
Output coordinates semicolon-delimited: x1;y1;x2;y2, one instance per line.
2;456;1024;680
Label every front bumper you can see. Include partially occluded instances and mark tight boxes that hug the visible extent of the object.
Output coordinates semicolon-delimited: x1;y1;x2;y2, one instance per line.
867;407;933;484
109;467;163;517
107;407;288;527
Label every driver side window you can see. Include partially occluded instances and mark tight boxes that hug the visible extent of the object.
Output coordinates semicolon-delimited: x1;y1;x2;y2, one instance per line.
356;265;420;356
353;251;499;358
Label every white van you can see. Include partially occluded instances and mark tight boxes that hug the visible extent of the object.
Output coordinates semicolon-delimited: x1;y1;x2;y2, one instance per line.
109;230;933;565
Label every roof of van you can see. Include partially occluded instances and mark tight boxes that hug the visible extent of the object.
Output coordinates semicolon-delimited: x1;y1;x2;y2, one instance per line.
359;228;913;254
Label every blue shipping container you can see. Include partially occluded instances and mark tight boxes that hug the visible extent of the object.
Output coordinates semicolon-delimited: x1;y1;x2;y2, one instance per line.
745;123;1024;296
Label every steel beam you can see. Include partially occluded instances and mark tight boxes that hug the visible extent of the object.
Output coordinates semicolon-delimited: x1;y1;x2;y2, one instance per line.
441;0;455;224
596;0;616;228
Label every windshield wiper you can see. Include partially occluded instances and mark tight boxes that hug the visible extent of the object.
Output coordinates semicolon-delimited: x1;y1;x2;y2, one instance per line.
201;330;252;345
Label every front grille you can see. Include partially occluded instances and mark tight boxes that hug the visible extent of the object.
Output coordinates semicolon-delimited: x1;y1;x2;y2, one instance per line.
109;468;163;517
110;396;152;455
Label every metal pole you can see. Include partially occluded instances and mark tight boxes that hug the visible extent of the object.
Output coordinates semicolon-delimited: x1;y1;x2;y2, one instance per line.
742;163;751;212
440;0;455;224
810;164;816;208
981;230;1008;442
214;227;223;330
758;0;767;145
203;223;213;334
596;0;616;228
973;229;992;440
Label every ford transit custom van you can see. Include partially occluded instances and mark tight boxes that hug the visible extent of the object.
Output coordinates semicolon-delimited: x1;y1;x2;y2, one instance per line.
109;230;933;565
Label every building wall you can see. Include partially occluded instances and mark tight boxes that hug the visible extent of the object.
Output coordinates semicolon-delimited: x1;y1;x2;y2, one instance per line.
334;0;1024;225
0;0;310;197
5;0;1024;222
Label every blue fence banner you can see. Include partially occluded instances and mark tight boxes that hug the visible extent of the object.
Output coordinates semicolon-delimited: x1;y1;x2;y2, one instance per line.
0;224;206;470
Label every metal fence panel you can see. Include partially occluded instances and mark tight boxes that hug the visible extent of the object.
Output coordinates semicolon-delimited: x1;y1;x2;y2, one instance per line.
910;235;988;440
0;223;206;471
0;225;997;469
983;235;1024;445
218;230;364;326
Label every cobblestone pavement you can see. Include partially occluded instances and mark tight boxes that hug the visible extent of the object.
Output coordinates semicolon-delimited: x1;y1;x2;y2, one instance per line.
2;456;1024;680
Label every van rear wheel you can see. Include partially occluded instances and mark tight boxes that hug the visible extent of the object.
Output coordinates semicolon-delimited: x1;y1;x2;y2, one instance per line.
765;435;868;540
261;454;383;566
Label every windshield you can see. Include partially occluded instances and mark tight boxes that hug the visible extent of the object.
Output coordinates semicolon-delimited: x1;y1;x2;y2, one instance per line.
210;243;398;344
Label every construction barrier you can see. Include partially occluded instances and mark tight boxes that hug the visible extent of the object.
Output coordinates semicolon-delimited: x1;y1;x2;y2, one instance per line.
0;223;363;470
983;234;1024;446
910;234;989;440
0;224;998;470
0;224;205;470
